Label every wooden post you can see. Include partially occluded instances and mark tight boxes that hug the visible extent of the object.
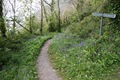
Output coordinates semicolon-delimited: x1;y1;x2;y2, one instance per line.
92;12;116;36
100;16;103;36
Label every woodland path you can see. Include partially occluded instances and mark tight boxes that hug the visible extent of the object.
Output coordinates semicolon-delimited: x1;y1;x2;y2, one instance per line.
37;39;62;80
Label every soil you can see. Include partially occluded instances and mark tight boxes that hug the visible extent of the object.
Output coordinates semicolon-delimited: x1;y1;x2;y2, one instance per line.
37;39;62;80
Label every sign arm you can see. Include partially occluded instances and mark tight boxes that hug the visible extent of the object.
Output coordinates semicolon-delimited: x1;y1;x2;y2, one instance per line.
92;12;116;36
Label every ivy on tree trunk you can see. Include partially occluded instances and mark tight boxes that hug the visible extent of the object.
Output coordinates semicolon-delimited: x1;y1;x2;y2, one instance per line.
0;0;7;38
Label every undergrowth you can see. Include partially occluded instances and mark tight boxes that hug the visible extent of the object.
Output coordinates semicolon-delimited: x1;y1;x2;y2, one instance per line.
49;16;120;80
0;34;52;80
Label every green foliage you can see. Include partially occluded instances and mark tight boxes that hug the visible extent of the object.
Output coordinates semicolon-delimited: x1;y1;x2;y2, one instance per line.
48;15;58;32
48;9;120;80
49;32;120;80
65;15;100;38
0;35;52;80
0;0;120;80
107;0;120;31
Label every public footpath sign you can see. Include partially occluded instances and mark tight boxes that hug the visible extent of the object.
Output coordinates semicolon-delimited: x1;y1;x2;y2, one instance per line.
92;12;116;18
92;12;116;35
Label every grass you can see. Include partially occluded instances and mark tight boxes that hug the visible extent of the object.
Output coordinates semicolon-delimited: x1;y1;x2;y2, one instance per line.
0;34;52;80
48;16;120;80
49;33;120;80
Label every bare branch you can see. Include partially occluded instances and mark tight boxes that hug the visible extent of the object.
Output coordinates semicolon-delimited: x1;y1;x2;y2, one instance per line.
15;20;31;32
43;0;51;7
8;0;15;13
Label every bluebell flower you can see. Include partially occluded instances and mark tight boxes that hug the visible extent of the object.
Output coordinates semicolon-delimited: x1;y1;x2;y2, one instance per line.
92;42;95;45
80;42;84;46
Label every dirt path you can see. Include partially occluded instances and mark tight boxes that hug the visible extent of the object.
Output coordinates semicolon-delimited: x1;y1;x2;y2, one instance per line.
37;40;62;80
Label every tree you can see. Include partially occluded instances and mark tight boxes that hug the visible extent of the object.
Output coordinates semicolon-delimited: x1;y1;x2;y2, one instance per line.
22;0;33;34
43;0;56;32
19;0;34;34
8;0;17;34
57;0;61;32
43;1;48;23
70;0;84;21
107;0;120;31
0;0;7;38
40;0;43;34
29;0;33;34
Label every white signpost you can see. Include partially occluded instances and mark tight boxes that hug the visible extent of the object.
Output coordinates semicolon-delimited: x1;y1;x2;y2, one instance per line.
92;12;116;35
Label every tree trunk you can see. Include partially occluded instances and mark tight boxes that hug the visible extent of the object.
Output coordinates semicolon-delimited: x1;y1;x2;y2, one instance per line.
0;0;7;38
43;0;56;32
43;2;48;23
57;0;61;32
29;0;32;34
40;0;43;35
8;0;16;34
13;0;16;34
49;0;55;32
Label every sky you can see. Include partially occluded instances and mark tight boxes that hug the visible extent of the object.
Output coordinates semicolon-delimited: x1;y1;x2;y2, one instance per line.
3;0;72;30
3;0;51;29
4;0;51;19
